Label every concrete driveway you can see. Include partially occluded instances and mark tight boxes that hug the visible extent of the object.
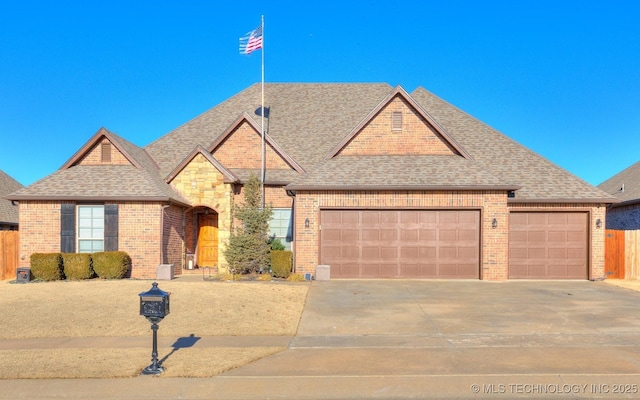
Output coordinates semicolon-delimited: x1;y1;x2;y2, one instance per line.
223;280;640;398
5;280;640;399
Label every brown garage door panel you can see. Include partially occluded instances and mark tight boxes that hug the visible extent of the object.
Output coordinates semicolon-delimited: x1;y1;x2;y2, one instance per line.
509;212;588;279
320;210;480;279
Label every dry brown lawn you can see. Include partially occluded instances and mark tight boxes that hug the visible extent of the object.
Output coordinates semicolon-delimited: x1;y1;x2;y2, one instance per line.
0;278;309;379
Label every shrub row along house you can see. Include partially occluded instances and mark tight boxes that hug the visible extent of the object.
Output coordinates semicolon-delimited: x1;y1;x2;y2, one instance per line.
7;83;618;280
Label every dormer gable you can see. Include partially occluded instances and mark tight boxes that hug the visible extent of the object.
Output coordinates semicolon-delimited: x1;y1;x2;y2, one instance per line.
325;86;472;160
165;145;239;184
61;127;142;169
208;112;305;173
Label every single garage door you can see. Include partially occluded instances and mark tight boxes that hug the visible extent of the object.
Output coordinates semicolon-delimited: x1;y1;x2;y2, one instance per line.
509;212;588;279
320;210;480;278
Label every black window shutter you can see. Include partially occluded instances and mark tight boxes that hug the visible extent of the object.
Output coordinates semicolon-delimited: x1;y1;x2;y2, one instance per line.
60;204;76;253
104;204;118;251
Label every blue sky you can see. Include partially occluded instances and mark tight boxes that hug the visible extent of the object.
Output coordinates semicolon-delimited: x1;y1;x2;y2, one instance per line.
1;0;638;187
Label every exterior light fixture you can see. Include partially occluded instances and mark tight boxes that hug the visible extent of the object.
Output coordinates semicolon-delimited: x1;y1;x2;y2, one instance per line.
492;218;498;229
305;218;310;228
596;219;602;229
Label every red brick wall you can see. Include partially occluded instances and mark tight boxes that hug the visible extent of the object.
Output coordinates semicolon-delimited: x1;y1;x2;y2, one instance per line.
266;186;294;208
162;205;185;275
339;97;458;156
76;138;130;165
212;122;290;170
17;200;167;279
118;201;164;279
606;203;640;230
293;190;510;280
232;185;292;209
17;201;63;267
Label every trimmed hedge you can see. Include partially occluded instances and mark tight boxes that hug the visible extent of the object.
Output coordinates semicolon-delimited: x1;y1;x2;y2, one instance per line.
30;253;64;281
62;253;94;280
92;251;131;279
270;250;293;278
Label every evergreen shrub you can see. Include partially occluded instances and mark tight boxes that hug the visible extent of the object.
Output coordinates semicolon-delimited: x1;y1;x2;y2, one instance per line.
92;251;131;279
62;253;94;280
30;253;64;281
270;250;293;278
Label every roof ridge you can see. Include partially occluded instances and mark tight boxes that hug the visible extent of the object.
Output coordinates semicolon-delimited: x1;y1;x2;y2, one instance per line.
144;83;263;150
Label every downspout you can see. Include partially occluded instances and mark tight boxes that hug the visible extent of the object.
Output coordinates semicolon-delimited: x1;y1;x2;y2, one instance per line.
160;203;171;265
286;190;296;274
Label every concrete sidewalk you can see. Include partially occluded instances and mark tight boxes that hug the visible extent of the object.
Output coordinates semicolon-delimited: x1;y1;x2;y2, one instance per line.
2;280;640;399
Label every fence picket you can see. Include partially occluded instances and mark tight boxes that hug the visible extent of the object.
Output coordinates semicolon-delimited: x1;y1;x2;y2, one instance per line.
0;231;19;280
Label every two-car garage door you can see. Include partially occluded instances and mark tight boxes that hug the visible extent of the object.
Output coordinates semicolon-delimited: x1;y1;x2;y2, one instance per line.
320;210;480;278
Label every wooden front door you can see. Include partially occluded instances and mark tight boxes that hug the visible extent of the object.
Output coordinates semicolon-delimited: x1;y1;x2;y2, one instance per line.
197;213;218;268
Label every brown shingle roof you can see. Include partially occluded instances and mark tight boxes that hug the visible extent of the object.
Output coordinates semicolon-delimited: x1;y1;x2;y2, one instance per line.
409;87;617;203
287;155;518;191
598;160;640;206
8;129;190;205
145;83;393;178
0;170;23;224
11;83;618;205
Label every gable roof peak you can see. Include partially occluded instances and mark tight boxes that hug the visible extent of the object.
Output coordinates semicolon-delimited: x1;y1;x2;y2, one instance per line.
60;127;145;170
324;84;473;160
166;145;239;184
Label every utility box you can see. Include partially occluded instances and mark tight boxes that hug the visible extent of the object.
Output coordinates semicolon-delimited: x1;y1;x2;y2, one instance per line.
156;264;174;280
16;267;32;283
315;265;330;281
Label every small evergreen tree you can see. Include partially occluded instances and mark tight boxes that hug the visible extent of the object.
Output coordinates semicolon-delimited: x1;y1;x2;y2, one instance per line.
224;173;273;274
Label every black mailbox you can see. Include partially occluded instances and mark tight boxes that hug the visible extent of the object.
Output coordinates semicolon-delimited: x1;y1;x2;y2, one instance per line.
138;282;170;375
139;282;170;321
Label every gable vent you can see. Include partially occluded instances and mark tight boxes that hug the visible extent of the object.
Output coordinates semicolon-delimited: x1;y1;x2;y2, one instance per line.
101;142;112;163
392;111;403;131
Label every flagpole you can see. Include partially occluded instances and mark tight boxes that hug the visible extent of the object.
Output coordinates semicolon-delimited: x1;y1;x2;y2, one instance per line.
260;14;265;210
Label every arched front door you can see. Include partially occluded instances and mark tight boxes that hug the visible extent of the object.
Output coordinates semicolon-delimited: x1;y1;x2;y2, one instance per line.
197;213;218;268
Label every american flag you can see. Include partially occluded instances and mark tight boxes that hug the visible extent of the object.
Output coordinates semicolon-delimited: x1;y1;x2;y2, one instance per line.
239;25;263;54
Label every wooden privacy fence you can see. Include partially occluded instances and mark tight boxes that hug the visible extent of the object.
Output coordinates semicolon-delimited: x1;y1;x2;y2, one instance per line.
0;231;19;280
605;229;640;279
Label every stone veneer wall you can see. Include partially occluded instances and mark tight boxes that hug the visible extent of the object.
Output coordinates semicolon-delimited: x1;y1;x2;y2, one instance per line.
170;153;234;271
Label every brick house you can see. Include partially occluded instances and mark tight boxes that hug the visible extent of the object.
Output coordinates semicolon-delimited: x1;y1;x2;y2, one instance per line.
598;161;640;230
7;83;617;280
0;170;22;231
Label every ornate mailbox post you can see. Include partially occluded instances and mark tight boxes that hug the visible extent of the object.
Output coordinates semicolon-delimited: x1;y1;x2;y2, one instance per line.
139;282;170;375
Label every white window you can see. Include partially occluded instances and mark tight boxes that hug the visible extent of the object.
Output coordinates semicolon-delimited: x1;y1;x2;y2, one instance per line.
77;205;104;253
269;208;292;250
